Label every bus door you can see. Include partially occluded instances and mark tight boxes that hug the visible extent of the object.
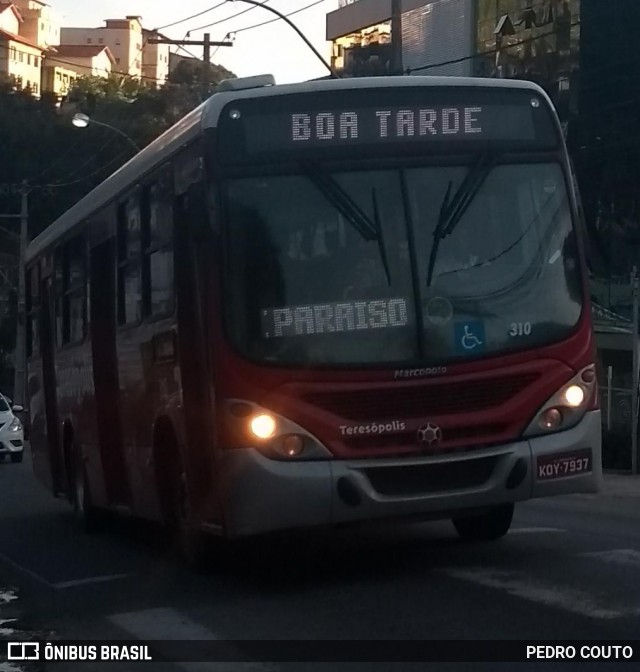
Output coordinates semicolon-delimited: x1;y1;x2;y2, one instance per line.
39;274;63;495
90;238;131;508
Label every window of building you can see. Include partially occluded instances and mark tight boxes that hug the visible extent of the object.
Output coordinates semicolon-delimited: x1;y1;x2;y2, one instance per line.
10;47;16;60
26;54;31;65
56;236;87;345
32;83;38;94
26;266;40;358
116;57;121;64
34;56;39;67
19;52;24;62
41;22;44;30
99;37;104;44
87;37;92;44
115;38;121;45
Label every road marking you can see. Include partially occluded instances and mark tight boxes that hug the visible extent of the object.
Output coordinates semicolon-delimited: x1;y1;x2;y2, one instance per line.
582;549;640;569
0;553;52;589
0;618;18;636
0;663;26;672
109;608;275;672
0;589;19;604
510;527;565;534
53;573;131;589
438;567;631;620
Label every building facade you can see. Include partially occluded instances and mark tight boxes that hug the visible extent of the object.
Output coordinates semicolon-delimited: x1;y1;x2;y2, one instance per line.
47;43;113;78
326;0;476;77
11;0;60;50
0;27;43;95
61;15;143;79
141;29;169;87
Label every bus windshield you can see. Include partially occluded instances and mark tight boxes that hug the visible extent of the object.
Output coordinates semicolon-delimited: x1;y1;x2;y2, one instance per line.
223;161;582;367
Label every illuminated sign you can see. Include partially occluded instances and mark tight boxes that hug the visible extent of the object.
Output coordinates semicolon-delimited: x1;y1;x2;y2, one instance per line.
217;87;559;163
290;106;485;143
261;298;411;339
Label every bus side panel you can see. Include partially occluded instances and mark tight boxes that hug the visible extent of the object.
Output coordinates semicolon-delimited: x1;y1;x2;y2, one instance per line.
173;180;221;528
90;238;131;509
27;261;61;495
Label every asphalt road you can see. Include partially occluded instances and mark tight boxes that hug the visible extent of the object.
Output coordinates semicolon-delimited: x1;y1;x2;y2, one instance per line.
1;448;640;671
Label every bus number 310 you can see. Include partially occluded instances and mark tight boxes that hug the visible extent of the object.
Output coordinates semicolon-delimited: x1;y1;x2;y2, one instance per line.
510;322;532;337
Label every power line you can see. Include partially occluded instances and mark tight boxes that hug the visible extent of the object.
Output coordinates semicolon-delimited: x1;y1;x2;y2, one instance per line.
40;147;133;189
156;1;227;31
224;0;325;37
189;0;271;33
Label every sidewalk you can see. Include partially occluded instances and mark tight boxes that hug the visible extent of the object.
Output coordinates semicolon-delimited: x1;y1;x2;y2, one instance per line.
600;472;640;498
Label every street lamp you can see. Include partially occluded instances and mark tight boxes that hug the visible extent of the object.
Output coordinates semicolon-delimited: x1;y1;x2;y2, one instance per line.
71;113;140;152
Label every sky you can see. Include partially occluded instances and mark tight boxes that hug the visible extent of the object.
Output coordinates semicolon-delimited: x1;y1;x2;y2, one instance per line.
50;0;341;84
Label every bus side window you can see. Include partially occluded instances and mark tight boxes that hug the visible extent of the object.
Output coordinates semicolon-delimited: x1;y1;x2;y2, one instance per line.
143;173;174;318
61;236;87;344
117;196;143;325
26;265;40;358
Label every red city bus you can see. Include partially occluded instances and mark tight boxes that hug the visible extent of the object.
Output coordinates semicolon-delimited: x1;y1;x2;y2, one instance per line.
25;75;601;561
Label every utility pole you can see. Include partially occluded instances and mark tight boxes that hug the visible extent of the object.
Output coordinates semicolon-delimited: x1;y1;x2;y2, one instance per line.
148;34;233;85
0;180;28;406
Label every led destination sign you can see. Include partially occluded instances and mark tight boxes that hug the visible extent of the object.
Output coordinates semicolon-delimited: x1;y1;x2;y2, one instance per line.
246;103;534;151
291;106;495;143
217;88;559;162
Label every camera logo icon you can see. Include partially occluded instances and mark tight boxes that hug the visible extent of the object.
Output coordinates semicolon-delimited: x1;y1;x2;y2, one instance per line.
8;643;40;660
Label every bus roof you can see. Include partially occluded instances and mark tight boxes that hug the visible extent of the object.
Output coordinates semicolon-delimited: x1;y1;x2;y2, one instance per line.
26;75;549;264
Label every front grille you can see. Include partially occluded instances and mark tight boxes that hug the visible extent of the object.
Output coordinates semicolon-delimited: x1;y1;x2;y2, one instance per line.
304;373;539;420
362;455;498;497
10;440;23;447
342;423;508;450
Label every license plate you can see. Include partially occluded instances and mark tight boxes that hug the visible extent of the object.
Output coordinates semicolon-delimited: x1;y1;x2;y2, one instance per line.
536;448;592;481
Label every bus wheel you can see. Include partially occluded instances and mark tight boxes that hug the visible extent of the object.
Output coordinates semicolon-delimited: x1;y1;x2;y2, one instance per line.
452;503;514;542
158;438;209;569
70;447;103;534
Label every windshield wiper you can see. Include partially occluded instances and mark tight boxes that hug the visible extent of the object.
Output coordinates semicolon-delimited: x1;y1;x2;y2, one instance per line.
371;187;391;286
302;162;378;241
302;162;391;285
426;152;498;287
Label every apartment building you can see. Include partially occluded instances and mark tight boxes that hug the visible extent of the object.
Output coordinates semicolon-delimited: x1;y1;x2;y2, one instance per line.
142;28;169;86
0;3;43;94
12;0;60;49
60;16;168;85
47;43;113;78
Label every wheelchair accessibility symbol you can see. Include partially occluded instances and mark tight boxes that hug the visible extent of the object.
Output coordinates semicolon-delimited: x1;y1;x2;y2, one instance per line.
454;321;486;354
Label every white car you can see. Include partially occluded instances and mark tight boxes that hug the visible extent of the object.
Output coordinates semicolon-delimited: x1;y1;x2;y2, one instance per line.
0;394;24;463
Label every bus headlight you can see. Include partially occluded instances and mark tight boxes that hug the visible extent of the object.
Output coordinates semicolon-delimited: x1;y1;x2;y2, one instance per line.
249;414;277;440
524;365;597;437
563;385;585;408
225;399;332;460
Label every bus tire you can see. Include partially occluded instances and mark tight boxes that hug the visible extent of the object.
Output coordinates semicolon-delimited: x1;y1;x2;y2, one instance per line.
452;503;514;542
68;442;104;534
155;427;209;569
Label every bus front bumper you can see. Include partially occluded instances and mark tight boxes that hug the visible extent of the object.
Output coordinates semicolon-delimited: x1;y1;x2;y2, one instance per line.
218;410;601;538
